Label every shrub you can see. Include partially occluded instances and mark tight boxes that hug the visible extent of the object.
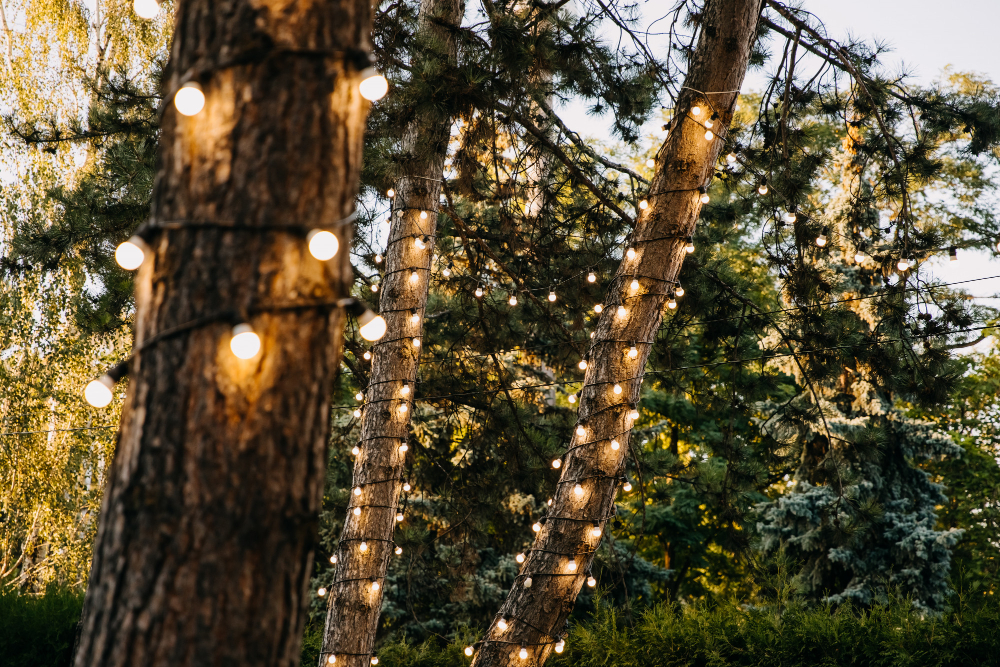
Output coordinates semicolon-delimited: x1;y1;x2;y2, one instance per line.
0;586;84;667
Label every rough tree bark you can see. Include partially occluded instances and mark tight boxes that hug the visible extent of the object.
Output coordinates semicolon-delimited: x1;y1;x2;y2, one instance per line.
470;1;764;665
73;1;372;665
319;0;463;664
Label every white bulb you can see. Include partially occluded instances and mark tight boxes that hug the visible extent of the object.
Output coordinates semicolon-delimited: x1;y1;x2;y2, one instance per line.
395;546;403;555
638;200;648;210
629;408;640;420
519;647;528;660
685;242;695;253
816;235;827;247
691;105;702;116
414;236;425;249
371;580;380;592
758;184;769;195
465;647;474;657
897;259;909;271
854;251;866;264
524;576;532;588
400;383;410;396
498;618;508;631
626;247;636;260
352;446;361;456
613;384;622;395
354;486;362;496
409;271;419;284
412;338;420;348
573;484;584;497
548;291;557;302
568;394;577;404
353;408;362;418
628;346;638;359
230;324;261;359
359;312;387;341
363;351;372;360
611;439;620;450
317;587;327;596
330;554;337;564
616;305;627;318
370;658;379;666
646;158;654;168
174;82;205;116
705;118;714;129
591;525;602;537
359;68;389;101
576;425;586;437
675;287;685;297
133;0;160;19
115;237;146;270
396;513;404;522
555;639;565;653
443;266;451;277
705;130;715;141
371;284;378;293
355;391;364;401
359;541;368;552
726;153;737;164
594;304;603;313
387;189;395;198
353;507;361;516
398;403;408;413
516;553;525;563
700;193;710;204
84;375;115;408
630;279;639;292
623;481;633;492
532;522;542;532
308;230;339;260
551;459;561;469
588;272;596;283
420;211;428;220
587;576;597;587
402;482;411;492
509;295;517;306
668;299;677;310
578;359;588;370
475;286;483;298
329;656;336;665
567;559;577;572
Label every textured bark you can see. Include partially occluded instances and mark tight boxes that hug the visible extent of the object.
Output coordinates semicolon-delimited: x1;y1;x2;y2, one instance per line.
319;0;463;664
73;1;371;666
471;1;764;665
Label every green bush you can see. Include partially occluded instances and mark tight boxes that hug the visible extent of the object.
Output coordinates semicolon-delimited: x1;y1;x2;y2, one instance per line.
0;586;84;667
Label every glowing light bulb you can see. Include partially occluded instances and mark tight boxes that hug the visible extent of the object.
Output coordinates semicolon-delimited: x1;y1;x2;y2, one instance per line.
398;403;408;414
628;345;638;358
329;656;336;665
524;576;532;587
371;658;379;666
704;118;714;129
567;558;577;572
568;393;577;404
626;247;636;260
700;192;710;204
359;68;389;101
84;375;115;408
402;482;411;492
115;236;146;270
358;312;387;341
611;439;620;450
613;383;622;395
475;285;483;298
532;522;542;532
588;271;597;283
675;286;685;297
630;279;640;292
308;230;339;260
594;304;603;313
174;81;205;116
578;359;588;370
591;524;602;537
355;391;364;401
396;512;404;522
498;618;508;631
519;645;528;660
395;546;403;555
685;241;695;253
412;338;420;348
574;484;584;497
352;446;361;456
548;290;557;302
443;264;452;277
387;189;395;198
726;153;737;164
353;408;362;418
230;323;261;359
133;0;160;19
420;210;428;220
371;284;378;293
552;459;561;469
816;234;827;247
371;579;380;592
363;351;372;360
704;130;715;141
516;552;525;563
623;480;633;492
399;442;408;453
638;200;648;210
414;236;426;249
691;105;702;116
409;270;419;284
668;298;677;309
758;184;768;195
629;407;640;420
330;555;337;564
854;251;866;264
354;486;362;496
556;639;566;653
353;507;361;516
576;424;586;437
617;305;627;318
465;647;474;657
897;258;910;271
317;587;327;596
509;295;518;306
587;575;597;587
359;541;368;552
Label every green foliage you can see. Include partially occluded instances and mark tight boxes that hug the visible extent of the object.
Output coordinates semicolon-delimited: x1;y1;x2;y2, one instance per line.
0;585;84;667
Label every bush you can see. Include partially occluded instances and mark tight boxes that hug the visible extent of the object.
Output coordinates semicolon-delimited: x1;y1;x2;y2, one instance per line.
0;586;84;667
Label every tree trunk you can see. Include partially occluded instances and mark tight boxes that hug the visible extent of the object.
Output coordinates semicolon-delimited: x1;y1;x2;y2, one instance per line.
72;1;371;666
319;0;463;664
470;2;763;664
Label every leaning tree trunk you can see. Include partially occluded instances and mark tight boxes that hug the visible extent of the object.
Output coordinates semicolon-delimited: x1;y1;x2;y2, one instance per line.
319;0;463;664
470;1;763;665
72;1;371;666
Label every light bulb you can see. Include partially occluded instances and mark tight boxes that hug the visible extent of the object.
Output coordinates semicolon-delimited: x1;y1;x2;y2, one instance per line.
498;618;508;631
629;407;640;420
675;286;685;297
613;384;622;395
587;575;597;587
816;234;827;247
353;408;362;418
371;580;380;592
363;351;372;360
509;295;517;306
330;555;337;564
668;298;677;309
524;576;532;588
576;424;586;437
519;645;528;660
443;265;451;277
409;270;419;284
685;242;695;253
352;445;361;456
591;524;602;537
465;647;474;657
638;200;649;210
230;323;261;359
626;247;636;260
574;484;584;497
329;656;336;664
355;391;364;401
568;393;577;404
414;236;426;249
704;118;714;129
579;359;588;370
623;480;633;492
353;507;361;516
359;68;389;101
174;81;205;116
617;305;627;318
785;211;797;223
133;0;160;19
691;105;702;116
402;482;411;492
115;236;146;270
897;259;909;271
395;546;403;555
548;290;557;302
84;375;115;408
704;130;714;141
516;552;525;563
726;153;737;164
628;345;638;358
567;558;577;572
412;337;420;348
630;279;640;292
387;188;395;198
594;304;603;313
371;658;379;666
410;311;419;325
854;251;866;264
359;312;388;341
401;382;411;396
308;230;340;260
588;271;597;283
354;486;362;496
371;284;378;293
611;439;620;450
556;639;565;653
359;541;368;552
700;192;710;204
475;285;484;298
551;459;561;469
396;512;404;522
398;403;408;414
532;522;542;532
317;587;327;596
758;184;768;195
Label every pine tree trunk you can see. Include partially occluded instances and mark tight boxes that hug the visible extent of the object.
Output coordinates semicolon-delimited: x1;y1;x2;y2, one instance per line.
470;2;763;665
72;2;372;666
319;0;463;664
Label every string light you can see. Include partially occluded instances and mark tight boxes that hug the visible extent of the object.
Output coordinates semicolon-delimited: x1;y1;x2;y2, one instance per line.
575;424;586;437
816;227;828;247
115;236;146;270
443;262;453;277
785;211;797;223
555;639;566;653
409;310;420;325
317;587;327;596
352;445;361;455
398;403;408;413
626;247;636;260
758;183;769;195
675;286;685;297
414;236;426;249
516;552;525;563
359;541;368;552
353;408;362;418
691;105;702;116
412;337;420;348
509;294;518;306
611;439;620;450
133;0;160;19
667;297;677;309
84;376;115;408
638;200;649;210
588;271;597;283
363;350;372;360
616;305;627;318
355;391;364;401
628;344;638;358
568;393;577;404
497;618;509;631
230;323;261;359
705;118;714;129
330;555;337;564
591;523;602;537
699;189;710;204
409;270;419;284
359;68;389;101
594;304;603;313
587;573;597;587
532;521;542;531
396;512;404;522
685;239;695;253
475;285;484;298
395;546;403;555
567;557;577;572
353;507;361;516
630;278;640;292
329;656;336;664
548;288;557;302
628;404;640;420
465;647;474;657
897;258;910;271
578;358;588;370
370;658;379;666
613;383;622;394
854;249;866;264
358;311;388;341
519;644;528;660
419;211;428;220
402;482;411;492
354;486;363;496
704;130;715;141
726;153;737;164
573;483;584;497
387;189;395;198
646;158;655;168
524;576;533;587
308;230;340;260
551;459;561;469
623;479;633;492
371;283;378;293
174;81;205;116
